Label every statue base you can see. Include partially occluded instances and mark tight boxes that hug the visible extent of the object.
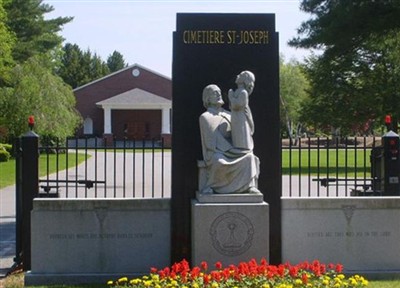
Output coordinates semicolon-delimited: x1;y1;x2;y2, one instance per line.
191;197;269;268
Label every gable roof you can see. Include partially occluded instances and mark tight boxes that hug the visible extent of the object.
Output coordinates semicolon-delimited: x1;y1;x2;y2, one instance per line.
96;88;171;110
73;63;171;92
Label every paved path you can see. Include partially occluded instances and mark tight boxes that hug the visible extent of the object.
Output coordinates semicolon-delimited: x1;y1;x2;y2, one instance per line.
0;185;16;277
41;150;172;198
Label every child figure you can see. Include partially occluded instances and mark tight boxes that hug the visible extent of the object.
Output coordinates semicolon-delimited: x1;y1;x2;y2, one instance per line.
228;70;255;151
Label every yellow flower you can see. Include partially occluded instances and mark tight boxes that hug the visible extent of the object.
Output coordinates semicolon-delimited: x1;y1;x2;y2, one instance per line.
262;284;270;288
212;283;219;288
107;280;114;285
294;279;303;286
118;277;128;283
130;278;142;285
144;280;153;287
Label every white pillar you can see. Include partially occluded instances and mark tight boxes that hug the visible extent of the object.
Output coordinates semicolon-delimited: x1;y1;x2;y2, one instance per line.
104;107;112;134
161;107;171;134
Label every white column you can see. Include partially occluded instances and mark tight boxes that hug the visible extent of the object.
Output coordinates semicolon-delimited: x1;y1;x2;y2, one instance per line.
161;107;171;134
104;107;112;134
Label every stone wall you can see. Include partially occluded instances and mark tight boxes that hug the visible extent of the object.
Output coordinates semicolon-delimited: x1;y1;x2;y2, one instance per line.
25;198;171;286
27;197;400;285
282;197;400;277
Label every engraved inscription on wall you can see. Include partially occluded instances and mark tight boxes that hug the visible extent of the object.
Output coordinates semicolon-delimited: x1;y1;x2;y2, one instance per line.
48;232;153;240
306;231;392;238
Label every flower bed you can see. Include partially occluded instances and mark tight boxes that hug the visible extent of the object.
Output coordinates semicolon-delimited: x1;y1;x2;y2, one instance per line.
108;259;368;287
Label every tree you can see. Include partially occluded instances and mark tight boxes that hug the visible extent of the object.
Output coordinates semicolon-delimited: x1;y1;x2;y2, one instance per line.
290;0;400;135
58;43;110;88
4;0;72;63
279;56;309;142
0;0;15;86
58;43;87;88
88;51;110;80
290;1;400;57
0;55;81;139
107;50;126;72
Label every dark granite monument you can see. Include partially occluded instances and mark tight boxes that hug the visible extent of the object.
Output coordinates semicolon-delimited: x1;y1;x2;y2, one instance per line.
171;13;281;263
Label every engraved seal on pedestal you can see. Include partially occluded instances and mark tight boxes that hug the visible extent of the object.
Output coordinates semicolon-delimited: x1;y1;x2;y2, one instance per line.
209;212;254;256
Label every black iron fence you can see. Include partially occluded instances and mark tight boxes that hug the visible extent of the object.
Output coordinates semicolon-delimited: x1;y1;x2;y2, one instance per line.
38;137;171;199
0;134;390;272
282;136;380;197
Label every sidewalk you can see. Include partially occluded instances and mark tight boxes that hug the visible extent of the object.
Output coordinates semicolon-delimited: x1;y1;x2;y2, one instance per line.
0;185;16;277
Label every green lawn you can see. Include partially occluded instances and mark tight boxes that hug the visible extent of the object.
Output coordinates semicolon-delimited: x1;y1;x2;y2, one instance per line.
0;152;87;189
369;280;400;287
282;149;372;177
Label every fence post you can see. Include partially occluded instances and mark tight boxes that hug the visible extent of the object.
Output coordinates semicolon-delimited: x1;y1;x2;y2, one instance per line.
21;129;39;271
14;138;23;266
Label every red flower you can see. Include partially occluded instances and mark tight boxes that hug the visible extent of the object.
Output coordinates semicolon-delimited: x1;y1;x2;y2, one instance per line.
201;261;208;271
320;264;326;274
278;264;285;277
163;267;170;277
172;262;180;273
302;273;308;284
211;271;221;282
203;274;210;285
150;267;157;274
336;264;343;273
181;259;190;271
215;261;222;270
260;258;268;266
289;266;298;278
191;266;200;279
222;268;230;280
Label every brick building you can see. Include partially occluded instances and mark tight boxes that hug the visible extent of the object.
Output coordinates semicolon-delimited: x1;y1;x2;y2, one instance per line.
74;64;172;146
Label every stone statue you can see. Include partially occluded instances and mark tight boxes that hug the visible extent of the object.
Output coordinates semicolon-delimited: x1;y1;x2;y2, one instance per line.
199;84;259;194
228;70;255;151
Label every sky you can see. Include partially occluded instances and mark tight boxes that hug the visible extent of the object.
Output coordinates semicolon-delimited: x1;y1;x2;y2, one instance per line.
43;0;311;77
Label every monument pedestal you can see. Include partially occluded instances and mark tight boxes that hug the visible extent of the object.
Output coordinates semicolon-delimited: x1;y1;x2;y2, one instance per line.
191;193;269;267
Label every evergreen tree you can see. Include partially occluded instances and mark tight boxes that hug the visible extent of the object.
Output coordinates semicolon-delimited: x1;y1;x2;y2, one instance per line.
4;0;72;63
58;44;111;88
89;52;110;80
58;43;86;88
107;50;126;72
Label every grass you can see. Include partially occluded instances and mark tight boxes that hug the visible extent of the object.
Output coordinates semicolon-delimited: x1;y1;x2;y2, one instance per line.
282;149;372;177
0;152;87;189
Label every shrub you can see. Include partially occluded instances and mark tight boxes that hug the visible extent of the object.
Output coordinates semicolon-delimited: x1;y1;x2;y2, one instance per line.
0;143;12;154
0;148;10;162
